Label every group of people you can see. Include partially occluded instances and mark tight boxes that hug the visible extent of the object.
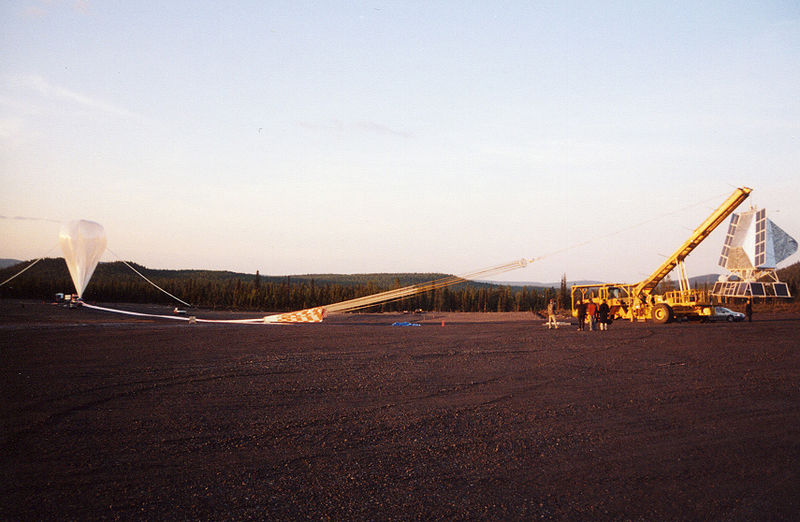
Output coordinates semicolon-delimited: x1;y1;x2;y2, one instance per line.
576;298;611;331
545;298;613;331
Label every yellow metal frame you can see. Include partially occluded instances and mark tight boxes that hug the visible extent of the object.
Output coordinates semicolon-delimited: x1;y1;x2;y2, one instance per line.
571;187;751;323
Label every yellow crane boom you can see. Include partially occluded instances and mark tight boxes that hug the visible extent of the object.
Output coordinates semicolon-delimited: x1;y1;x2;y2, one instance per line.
633;187;751;298
571;186;754;324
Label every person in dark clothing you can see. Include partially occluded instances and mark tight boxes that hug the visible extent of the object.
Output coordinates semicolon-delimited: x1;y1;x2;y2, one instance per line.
598;299;610;331
577;299;587;331
745;299;753;322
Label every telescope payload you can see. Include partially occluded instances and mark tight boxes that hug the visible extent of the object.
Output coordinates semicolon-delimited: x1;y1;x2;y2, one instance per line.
713;207;797;298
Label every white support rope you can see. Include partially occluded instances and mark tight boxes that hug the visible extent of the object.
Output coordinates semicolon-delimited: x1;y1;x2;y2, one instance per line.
0;245;58;288
81;302;289;325
106;248;194;308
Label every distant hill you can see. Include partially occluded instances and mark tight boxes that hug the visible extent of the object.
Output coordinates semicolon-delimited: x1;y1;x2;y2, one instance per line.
0;258;563;312
0;258;500;290
465;265;800;292
0;258;729;292
485;279;603;288
0;258;22;269
3;257;794;310
778;261;800;289
4;257;790;291
488;275;721;288
688;274;722;286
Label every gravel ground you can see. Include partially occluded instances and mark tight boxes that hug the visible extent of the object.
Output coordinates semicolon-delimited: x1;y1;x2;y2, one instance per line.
2;300;799;520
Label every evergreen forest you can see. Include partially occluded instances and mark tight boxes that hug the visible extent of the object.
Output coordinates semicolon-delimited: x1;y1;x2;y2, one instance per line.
3;258;798;313
0;259;565;313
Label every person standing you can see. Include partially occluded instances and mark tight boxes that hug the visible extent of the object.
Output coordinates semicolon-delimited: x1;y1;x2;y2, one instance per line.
598;299;610;331
576;299;587;331
745;299;753;322
547;298;558;329
585;299;597;331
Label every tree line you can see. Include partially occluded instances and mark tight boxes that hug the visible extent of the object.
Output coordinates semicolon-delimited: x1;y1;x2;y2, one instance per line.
0;259;561;313
5;258;796;312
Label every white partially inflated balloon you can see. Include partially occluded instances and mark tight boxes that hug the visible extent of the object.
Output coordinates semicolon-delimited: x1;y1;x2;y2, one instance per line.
59;220;107;298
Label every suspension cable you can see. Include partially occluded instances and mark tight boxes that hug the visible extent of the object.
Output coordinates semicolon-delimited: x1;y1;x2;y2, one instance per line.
106;248;194;308
0;245;58;288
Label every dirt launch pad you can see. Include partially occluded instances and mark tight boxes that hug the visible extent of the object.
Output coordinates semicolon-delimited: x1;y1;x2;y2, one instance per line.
2;300;799;519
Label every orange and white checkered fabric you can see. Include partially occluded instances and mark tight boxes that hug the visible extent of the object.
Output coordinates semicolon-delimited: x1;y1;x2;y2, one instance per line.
264;306;327;323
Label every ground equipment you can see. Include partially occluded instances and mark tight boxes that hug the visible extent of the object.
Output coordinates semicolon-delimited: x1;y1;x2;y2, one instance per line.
570;187;751;323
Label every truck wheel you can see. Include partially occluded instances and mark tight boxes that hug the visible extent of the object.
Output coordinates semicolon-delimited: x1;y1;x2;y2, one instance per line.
652;303;673;324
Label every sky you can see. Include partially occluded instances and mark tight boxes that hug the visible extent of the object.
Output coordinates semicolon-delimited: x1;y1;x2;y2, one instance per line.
2;0;799;284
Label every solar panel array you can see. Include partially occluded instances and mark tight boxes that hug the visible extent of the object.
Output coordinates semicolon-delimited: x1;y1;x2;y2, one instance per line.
718;213;739;268
754;208;767;267
710;281;789;298
712;281;748;296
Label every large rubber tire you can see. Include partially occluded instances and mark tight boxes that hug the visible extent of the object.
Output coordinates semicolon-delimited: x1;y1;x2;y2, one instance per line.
652;303;673;324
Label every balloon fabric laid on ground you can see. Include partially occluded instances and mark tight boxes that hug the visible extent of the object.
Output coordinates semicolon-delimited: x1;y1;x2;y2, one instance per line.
59;220;107;298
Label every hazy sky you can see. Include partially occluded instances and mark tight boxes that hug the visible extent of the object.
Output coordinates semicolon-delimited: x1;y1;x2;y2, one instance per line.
2;1;799;283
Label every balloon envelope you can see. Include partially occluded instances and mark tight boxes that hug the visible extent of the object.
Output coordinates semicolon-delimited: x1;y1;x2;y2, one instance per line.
59;220;107;298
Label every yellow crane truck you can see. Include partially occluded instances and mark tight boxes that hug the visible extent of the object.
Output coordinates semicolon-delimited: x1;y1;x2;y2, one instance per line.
570;187;751;324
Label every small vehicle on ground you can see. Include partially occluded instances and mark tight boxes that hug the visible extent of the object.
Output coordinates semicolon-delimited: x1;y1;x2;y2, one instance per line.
711;306;745;322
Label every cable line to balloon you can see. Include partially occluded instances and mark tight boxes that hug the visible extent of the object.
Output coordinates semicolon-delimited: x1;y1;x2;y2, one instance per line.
327;259;528;312
529;190;736;263
80;302;290;325
106;247;194;308
325;258;530;313
48;187;742;324
263;258;532;321
269;189;742;321
0;245;58;288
